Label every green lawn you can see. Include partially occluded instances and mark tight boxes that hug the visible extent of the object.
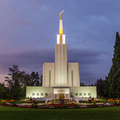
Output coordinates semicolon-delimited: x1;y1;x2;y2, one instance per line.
0;106;120;120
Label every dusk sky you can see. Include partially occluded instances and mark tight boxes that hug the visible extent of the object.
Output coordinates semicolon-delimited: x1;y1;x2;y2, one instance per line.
0;0;120;85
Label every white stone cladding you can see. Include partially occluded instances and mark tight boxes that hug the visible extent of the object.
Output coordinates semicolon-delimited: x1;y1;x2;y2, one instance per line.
55;44;67;86
67;63;80;87
43;47;80;88
43;63;55;87
26;13;97;99
26;86;52;98
26;86;97;98
70;86;97;98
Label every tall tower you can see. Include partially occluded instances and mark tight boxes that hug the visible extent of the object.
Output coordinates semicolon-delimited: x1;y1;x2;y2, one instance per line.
55;11;68;86
43;11;80;87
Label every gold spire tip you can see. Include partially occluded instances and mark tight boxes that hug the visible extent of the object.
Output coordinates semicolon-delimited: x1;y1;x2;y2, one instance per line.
60;10;64;19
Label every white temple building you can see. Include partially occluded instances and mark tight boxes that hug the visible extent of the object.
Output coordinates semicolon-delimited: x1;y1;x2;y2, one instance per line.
26;12;97;100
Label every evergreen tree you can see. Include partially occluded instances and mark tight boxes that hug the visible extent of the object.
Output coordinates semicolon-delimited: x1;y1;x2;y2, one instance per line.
103;77;109;97
29;72;40;86
5;65;26;99
0;83;7;99
4;65;42;99
80;82;85;86
95;78;104;97
105;32;120;98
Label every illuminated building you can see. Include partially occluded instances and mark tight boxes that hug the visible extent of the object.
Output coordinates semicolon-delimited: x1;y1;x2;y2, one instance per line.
26;11;97;100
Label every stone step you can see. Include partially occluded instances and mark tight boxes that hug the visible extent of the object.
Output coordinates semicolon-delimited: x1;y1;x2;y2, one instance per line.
54;99;70;104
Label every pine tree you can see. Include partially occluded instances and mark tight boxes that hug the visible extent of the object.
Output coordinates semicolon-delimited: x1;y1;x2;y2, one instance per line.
95;78;104;97
5;65;26;98
105;32;120;98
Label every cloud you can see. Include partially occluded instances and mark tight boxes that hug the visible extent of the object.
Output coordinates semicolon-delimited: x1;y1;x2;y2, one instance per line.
68;49;102;65
3;0;8;9
0;0;119;84
14;21;32;26
0;48;102;70
0;48;104;84
0;49;55;73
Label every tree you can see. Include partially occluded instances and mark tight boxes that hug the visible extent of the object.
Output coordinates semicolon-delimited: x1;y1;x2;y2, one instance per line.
5;65;26;99
95;78;104;97
4;65;42;99
0;83;8;99
29;72;40;86
103;77;109;98
80;82;85;86
105;32;120;98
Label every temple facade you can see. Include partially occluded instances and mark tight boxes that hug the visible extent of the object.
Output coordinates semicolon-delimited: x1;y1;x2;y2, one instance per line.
26;12;97;99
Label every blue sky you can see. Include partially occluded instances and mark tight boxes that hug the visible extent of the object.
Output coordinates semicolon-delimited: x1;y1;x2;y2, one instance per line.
0;0;120;84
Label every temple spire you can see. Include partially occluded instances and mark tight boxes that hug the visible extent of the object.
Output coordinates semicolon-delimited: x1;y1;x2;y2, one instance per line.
60;10;64;19
59;10;64;34
57;11;65;44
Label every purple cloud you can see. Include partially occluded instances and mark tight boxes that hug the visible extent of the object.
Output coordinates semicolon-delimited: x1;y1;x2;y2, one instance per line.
0;48;107;84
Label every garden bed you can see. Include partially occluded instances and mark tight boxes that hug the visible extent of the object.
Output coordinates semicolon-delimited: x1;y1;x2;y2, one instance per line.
0;102;120;109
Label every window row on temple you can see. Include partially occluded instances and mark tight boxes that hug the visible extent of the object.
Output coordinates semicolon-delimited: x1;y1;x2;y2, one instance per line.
32;93;48;96
74;93;91;96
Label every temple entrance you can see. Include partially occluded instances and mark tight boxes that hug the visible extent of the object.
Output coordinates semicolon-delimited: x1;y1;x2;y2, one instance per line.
53;87;70;99
59;92;64;99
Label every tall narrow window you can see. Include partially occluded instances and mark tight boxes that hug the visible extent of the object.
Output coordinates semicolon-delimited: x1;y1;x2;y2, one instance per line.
79;93;82;96
88;93;91;96
71;70;73;86
45;93;48;96
49;70;51;86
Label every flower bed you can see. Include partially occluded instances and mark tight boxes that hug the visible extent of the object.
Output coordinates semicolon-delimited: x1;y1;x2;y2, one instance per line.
1;99;14;103
108;99;119;102
48;103;79;109
48;104;62;108
0;99;120;109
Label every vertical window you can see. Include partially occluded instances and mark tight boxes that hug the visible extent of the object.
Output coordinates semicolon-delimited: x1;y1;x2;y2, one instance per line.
88;93;91;96
49;70;51;86
57;35;60;44
84;93;86;96
32;93;35;96
41;93;44;96
37;93;39;96
79;93;82;96
63;35;65;44
75;93;78;96
71;70;73;86
45;93;48;96
70;92;74;97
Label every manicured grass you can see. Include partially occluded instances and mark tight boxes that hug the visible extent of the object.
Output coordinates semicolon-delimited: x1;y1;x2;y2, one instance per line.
0;106;120;120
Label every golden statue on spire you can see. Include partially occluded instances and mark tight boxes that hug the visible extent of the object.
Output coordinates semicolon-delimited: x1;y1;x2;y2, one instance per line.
60;10;64;19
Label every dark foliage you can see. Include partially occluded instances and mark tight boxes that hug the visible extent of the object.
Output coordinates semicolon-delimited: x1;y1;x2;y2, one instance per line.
104;32;120;98
4;65;42;99
95;78;104;97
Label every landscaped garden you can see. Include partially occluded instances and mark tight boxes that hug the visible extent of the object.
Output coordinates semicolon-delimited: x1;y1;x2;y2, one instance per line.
0;98;120;120
0;105;120;120
0;98;120;109
0;32;120;119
